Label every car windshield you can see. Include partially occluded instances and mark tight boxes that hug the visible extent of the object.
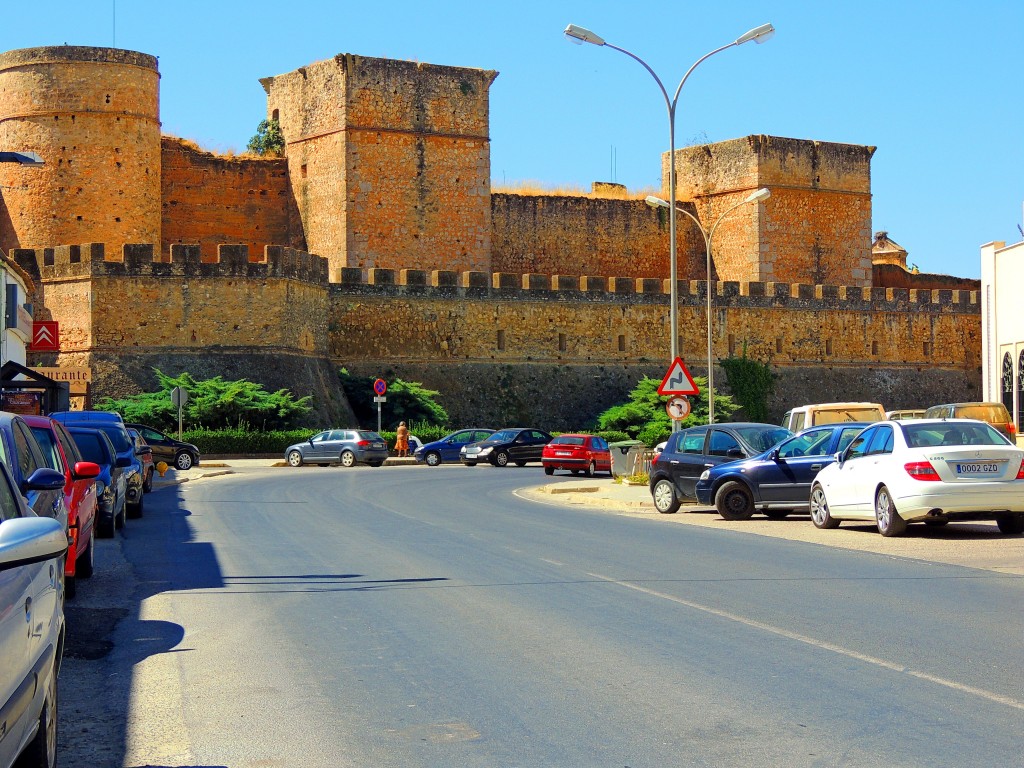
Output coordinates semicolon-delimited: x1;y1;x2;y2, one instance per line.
30;427;63;471
735;426;793;453
357;431;382;441
551;436;585;446
813;408;882;424
485;430;519;443
903;422;1009;447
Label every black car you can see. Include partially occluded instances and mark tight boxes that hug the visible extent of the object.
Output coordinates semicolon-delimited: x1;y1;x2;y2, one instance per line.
649;422;792;514
460;428;553;467
126;423;201;470
694;422;870;520
66;427;130;537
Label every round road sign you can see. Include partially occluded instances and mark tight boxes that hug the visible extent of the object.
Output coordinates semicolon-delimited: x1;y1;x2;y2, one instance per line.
373;378;387;396
666;396;691;421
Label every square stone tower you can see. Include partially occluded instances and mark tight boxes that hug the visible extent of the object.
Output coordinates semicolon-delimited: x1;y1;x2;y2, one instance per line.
670;135;876;287
262;53;497;276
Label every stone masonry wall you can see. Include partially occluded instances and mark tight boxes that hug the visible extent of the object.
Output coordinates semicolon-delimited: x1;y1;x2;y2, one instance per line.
491;194;707;280
672;136;875;287
263;54;497;276
161;137;303;260
0;46;161;254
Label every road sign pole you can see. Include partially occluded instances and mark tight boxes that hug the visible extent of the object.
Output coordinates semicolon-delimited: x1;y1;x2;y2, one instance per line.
377;401;382;433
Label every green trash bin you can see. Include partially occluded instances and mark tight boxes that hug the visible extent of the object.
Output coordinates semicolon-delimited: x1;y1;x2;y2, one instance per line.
608;439;645;478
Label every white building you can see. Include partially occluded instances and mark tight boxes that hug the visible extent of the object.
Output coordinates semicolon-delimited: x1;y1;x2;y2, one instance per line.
0;249;33;365
980;239;1024;445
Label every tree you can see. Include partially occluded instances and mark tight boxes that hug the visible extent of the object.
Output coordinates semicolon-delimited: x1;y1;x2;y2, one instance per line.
246;118;284;156
95;369;312;431
338;369;449;429
720;347;775;423
596;375;740;446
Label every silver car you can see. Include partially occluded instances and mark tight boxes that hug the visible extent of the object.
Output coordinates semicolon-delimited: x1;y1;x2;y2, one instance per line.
0;461;68;768
285;429;389;468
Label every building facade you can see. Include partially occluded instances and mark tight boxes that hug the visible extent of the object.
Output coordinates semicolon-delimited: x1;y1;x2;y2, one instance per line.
981;239;1024;444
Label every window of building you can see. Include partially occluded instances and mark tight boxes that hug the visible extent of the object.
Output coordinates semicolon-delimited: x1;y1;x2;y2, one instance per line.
1016;351;1024;432
558;333;566;353
923;341;932;356
825;339;833;356
872;341;879;355
776;338;783;354
497;330;505;351
618;335;626;352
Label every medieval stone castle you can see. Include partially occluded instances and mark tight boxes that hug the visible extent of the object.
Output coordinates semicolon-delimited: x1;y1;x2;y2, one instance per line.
0;46;981;428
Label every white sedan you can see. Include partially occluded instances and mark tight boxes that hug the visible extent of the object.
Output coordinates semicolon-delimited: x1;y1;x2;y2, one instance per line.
809;419;1024;536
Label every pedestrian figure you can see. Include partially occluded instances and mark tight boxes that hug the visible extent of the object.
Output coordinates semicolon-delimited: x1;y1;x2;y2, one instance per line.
395;421;410;457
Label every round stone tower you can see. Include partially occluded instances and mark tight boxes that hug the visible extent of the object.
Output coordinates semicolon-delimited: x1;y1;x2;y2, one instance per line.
0;46;161;254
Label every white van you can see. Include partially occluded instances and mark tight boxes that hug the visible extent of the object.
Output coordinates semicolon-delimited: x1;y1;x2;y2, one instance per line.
781;402;885;433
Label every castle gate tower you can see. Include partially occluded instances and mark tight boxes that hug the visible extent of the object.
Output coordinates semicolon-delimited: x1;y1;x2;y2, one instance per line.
0;46;161;254
262;53;498;276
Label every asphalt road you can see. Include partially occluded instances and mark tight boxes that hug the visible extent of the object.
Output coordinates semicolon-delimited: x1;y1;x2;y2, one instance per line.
61;464;1024;767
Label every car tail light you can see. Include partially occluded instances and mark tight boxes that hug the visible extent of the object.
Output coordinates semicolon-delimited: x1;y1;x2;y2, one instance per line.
905;461;941;481
1009;422;1017;435
356;440;370;448
1017;461;1024;480
652;451;661;464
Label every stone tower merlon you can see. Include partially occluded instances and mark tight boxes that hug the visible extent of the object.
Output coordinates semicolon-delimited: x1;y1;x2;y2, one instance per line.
261;53;498;276
0;46;162;255
669;135;876;287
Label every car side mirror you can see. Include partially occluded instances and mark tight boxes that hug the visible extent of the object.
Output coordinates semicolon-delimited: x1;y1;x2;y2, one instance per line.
769;448;781;461
24;467;67;492
73;461;101;480
726;447;744;458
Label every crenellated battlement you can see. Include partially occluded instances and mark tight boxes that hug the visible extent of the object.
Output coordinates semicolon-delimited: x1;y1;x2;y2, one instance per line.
14;243;330;285
329;267;979;314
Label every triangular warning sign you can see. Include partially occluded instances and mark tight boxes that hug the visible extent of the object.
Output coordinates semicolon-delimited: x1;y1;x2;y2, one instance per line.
657;357;700;396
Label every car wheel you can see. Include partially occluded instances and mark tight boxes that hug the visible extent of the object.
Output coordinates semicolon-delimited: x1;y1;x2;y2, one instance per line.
996;515;1024;535
715;481;755;521
544;466;554;476
494;450;509;467
584;461;596;478
65;573;76;599
340;450;356;468
809;484;840;529
143;468;153;493
127;493;144;519
763;509;791;520
174;451;194;471
19;654;57;768
77;533;94;579
287;450;304;467
874;485;907;536
652;479;680;514
425;451;442;467
97;514;115;539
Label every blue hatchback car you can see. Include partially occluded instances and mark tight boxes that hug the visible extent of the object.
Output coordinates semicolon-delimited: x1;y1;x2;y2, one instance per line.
414;428;495;466
695;422;870;520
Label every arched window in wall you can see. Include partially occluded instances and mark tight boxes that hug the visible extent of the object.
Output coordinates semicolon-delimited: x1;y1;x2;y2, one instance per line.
1002;353;1013;417
1018;350;1024;433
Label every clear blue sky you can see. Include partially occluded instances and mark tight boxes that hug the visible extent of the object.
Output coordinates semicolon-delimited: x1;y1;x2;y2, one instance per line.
4;0;1022;279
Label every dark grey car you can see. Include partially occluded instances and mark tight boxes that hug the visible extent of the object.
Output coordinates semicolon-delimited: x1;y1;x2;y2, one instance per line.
285;429;389;467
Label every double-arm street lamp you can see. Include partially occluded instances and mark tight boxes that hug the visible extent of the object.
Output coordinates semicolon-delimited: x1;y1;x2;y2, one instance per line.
646;188;770;424
564;21;774;429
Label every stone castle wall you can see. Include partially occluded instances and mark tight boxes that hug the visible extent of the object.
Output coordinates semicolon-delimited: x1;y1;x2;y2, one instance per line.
13;242;981;428
161;137;304;260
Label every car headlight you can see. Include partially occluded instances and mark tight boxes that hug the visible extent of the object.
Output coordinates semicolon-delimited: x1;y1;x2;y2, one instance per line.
699;470;711;481
478;446;493;456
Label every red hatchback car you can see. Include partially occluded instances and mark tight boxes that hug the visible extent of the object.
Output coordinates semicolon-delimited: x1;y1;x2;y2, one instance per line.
24;414;101;598
542;434;612;477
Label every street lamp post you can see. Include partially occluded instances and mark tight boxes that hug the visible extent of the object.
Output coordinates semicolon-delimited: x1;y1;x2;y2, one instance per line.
564;21;774;430
646;188;770;424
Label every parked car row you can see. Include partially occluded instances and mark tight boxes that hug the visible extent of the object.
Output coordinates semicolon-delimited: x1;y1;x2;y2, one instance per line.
784;399;1017;440
651;415;1024;537
0;410;196;767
